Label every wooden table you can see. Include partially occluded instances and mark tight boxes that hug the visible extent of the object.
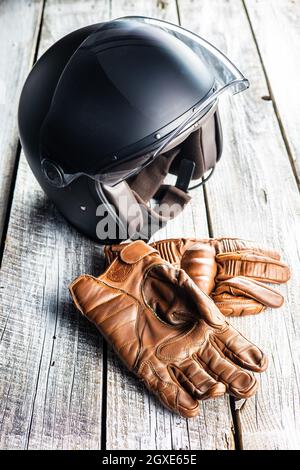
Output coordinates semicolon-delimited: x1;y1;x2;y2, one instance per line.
0;0;299;450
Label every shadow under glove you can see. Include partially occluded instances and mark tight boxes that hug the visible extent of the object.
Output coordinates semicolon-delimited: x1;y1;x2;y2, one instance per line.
70;241;267;418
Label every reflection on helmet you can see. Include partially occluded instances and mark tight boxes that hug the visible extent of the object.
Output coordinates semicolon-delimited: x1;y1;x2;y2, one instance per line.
18;16;249;243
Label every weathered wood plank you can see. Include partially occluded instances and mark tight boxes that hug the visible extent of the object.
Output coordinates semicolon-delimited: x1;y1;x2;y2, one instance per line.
0;156;105;449
1;0;230;451
244;0;300;183
178;0;300;450
22;0;116;450
0;0;113;450
105;0;233;451
5;0;297;450
106;183;234;450
0;0;44;245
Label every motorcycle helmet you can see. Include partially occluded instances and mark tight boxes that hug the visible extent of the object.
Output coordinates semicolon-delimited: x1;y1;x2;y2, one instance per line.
18;16;249;243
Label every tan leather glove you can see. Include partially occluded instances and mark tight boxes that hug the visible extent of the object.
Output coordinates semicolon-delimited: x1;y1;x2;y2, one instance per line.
105;238;290;317
70;241;267;418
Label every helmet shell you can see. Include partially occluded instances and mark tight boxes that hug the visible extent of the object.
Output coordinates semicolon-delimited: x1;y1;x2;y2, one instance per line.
39;18;214;178
18;18;220;241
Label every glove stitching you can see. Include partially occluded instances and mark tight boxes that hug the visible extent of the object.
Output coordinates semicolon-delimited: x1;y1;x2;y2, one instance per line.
194;339;254;393
193;352;221;384
212;332;263;370
209;339;258;397
167;366;199;413
106;263;134;282
227;287;272;302
156;323;204;361
93;299;136;324
214;298;262;306
194;347;254;398
214;300;265;316
139;359;198;415
138;360;180;412
217;253;286;268
116;337;137;355
181;366;212;394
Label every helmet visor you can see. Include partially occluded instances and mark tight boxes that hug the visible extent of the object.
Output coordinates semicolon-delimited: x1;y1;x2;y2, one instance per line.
127;16;249;158
41;16;248;189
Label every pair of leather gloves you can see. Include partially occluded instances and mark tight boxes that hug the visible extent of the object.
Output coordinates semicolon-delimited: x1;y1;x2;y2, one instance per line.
70;238;290;418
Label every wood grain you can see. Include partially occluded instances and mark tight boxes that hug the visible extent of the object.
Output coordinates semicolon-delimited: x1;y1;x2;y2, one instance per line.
1;0;299;450
0;0;234;450
0;156;106;449
0;0;111;450
244;0;300;184
105;0;233;451
19;0;117;450
0;0;44;245
106;184;234;450
178;0;300;450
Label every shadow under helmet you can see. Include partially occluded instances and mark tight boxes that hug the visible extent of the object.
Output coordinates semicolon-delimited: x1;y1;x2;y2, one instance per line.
18;16;249;243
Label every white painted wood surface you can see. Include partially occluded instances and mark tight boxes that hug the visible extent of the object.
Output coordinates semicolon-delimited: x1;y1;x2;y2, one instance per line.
0;0;44;243
244;0;300;184
0;0;110;450
0;0;299;450
106;0;233;451
178;0;300;450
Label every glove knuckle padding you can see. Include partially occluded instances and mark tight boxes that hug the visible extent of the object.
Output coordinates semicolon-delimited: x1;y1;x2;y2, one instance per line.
152;238;184;267
148;237;289;317
181;242;217;294
213;238;290;284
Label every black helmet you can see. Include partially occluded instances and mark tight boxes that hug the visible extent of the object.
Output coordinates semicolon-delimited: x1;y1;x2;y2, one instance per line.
18;16;248;243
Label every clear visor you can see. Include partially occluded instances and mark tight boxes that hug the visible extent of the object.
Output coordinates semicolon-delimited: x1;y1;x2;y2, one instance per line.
42;17;249;189
129;16;249;158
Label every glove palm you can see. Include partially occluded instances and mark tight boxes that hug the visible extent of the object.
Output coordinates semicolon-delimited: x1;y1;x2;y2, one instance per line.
71;241;267;418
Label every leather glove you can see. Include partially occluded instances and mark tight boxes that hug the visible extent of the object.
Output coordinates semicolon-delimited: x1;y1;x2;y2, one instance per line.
70;240;267;418
105;238;290;317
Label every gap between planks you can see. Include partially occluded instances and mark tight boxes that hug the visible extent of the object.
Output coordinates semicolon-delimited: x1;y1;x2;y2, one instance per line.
241;0;300;190
0;0;47;268
2;0;298;449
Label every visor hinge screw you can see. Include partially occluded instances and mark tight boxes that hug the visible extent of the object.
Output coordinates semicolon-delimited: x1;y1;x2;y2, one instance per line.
80;206;86;211
155;133;161;140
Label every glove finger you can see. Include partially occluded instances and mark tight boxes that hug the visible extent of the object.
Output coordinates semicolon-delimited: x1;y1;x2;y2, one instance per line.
215;252;290;284
139;362;199;418
196;340;258;399
214;294;266;317
214;276;284;309
171;360;226;400
213;238;282;260
181;242;217;295
214;323;268;373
